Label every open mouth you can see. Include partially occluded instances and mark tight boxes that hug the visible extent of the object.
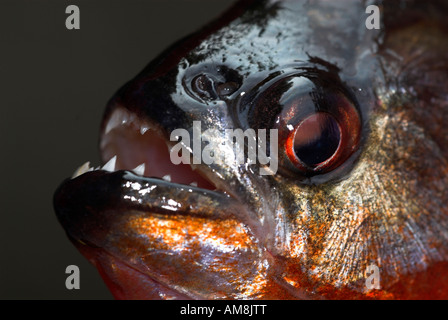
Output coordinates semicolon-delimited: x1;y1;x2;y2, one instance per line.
54;104;265;300
72;105;219;192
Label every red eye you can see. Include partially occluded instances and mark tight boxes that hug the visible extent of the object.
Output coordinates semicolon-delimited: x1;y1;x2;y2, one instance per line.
284;90;361;175
240;72;362;179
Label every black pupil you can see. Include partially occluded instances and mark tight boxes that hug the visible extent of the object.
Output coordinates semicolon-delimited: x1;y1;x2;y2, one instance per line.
293;113;341;167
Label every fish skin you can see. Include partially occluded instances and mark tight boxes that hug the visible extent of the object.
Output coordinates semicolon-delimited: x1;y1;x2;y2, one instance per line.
54;0;448;299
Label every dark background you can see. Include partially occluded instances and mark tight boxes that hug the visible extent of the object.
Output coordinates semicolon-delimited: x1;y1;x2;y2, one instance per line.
0;0;234;299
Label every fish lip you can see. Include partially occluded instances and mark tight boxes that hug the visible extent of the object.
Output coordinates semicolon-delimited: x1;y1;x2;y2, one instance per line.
54;169;252;261
54;170;243;240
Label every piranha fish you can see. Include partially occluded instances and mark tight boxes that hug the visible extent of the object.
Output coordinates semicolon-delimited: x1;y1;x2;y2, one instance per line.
54;0;448;299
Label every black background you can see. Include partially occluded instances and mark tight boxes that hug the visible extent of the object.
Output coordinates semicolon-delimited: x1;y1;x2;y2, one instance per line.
0;0;234;299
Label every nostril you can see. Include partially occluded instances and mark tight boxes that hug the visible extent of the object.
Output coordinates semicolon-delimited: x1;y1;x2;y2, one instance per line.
187;65;242;102
216;81;239;97
192;74;218;101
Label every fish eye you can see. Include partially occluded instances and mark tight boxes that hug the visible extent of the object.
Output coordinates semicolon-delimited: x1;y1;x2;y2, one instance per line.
242;72;362;179
281;76;361;176
284;97;361;176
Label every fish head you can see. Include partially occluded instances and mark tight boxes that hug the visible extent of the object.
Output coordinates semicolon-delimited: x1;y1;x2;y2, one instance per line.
54;0;448;299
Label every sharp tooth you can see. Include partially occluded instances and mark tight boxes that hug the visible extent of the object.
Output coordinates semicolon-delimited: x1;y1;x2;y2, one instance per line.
132;163;145;176
128;112;137;124
72;161;91;179
140;125;150;135
105;109;129;134
162;174;171;182
102;155;117;172
189;181;198;187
